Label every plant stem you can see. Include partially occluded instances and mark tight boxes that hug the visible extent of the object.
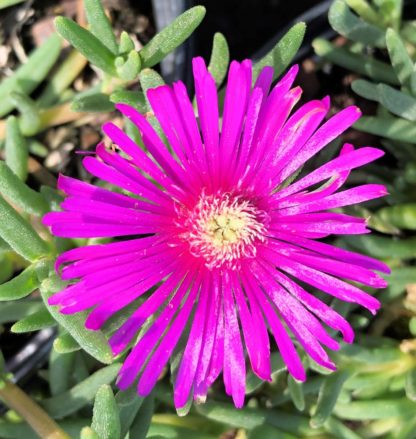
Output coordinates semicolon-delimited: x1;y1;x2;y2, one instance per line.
0;379;70;439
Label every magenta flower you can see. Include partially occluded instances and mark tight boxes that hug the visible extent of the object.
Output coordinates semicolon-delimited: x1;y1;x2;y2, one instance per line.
43;57;389;408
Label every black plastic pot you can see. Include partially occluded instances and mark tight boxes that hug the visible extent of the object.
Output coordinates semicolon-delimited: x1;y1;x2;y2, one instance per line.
252;0;334;64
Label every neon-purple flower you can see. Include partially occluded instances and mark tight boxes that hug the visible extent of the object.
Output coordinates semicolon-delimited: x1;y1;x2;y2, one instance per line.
43;57;389;408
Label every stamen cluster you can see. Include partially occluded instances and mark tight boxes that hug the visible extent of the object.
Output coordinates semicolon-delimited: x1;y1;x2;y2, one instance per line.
180;193;267;269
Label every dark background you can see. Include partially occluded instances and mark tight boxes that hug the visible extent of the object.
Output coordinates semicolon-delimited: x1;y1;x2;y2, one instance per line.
195;0;321;60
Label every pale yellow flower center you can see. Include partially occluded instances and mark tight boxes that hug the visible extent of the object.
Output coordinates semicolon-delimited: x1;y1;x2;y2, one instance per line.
182;193;267;269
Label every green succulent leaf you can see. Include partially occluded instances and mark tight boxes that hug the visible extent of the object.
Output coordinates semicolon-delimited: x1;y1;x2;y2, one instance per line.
310;371;349;428
334;398;416;420
248;425;297;439
0;161;49;216
354;115;416;143
11;308;55;333
115;50;141;81
401;20;416;46
71;93;115;113
0;264;39;301
0;254;13;284
0;300;43;324
0;196;49;261
253;22;306;82
41;273;113;364
329;0;386;47
0;419;89;439
80;427;100;439
288;376;305;412
139;68;166;139
49;349;76;396
116;387;144;438
28;139;48;158
386;28;416;94
197;401;320;436
246;352;285;394
139;6;206;68
140;68;165;102
38;50;87;107
0;33;61;118
376;203;416;229
345;0;383;25
380;265;415;295
147;423;216;439
41;363;121;418
376;0;402;29
55;17;117;76
0;0;25;9
196;401;266;430
5;116;29;182
41;186;65;212
118;31;135;54
208;33;230;87
393;417;416;439
84;0;118;54
91;385;121;439
313;38;399;85
377;83;416;121
53;332;81;354
324;417;362;439
353;80;416;121
9;92;41;136
110;90;147;112
405;369;416;402
409;317;416;336
128;395;154;439
351;78;379;100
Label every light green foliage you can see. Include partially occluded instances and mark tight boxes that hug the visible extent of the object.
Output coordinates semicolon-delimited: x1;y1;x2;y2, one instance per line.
386;28;416;93
0;195;49;261
310;6;416;436
311;371;350;428
115;50;141;81
118;31;135;54
5;116;29;181
0;161;49;216
41;273;113;364
84;0;118;55
9;92;41;136
110;90;147;112
329;0;386;47
71;93;115;113
41;364;121;418
0;264;39;301
80;427;100;439
253;22;306;82
11;308;55;333
313;38;399;84
53;332;81;354
128;395;154;439
91;385;121;439
139;6;206;68
55;17;117;76
208;33;230;87
0;33;61;117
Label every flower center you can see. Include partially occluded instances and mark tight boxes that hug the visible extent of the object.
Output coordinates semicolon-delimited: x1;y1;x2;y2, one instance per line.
182;193;267;269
